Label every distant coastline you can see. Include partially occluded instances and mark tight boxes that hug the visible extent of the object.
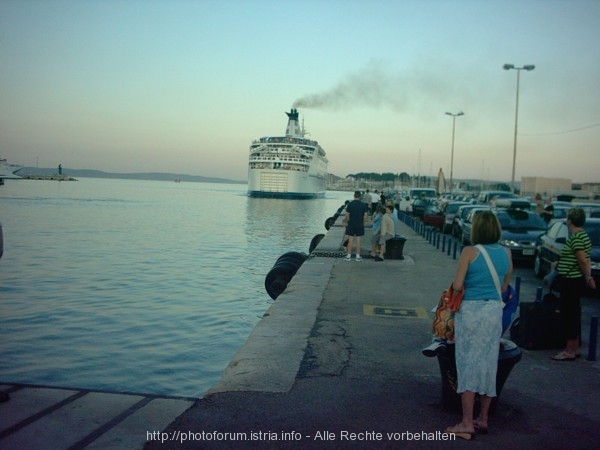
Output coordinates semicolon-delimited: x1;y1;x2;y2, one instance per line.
15;167;246;184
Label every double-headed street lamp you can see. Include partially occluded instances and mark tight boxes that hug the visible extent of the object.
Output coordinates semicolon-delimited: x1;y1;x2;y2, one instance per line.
503;63;535;192
445;111;464;193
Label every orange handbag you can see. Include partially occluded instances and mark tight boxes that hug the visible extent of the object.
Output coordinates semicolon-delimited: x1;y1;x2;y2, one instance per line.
432;284;465;341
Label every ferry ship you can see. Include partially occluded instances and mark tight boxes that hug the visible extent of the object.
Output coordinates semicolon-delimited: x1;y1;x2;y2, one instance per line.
247;109;328;199
0;158;22;183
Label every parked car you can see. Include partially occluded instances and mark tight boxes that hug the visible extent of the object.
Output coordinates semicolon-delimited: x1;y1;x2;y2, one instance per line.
494;198;533;210
423;204;444;230
495;208;547;263
477;190;516;205
452;204;481;238
534;218;600;289
547;205;569;226
411;198;436;220
439;201;467;234
399;188;437;213
461;207;491;245
573;203;600;219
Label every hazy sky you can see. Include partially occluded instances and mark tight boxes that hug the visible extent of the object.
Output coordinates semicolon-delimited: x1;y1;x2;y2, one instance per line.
1;0;599;182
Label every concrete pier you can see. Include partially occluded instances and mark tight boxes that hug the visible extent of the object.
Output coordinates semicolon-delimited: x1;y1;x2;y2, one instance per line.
145;214;600;449
18;174;77;181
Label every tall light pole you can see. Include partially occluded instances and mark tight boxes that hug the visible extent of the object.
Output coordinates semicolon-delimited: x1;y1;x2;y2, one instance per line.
503;63;535;192
445;111;464;193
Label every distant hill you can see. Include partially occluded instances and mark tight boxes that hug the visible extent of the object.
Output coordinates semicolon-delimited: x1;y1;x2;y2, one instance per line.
18;167;246;184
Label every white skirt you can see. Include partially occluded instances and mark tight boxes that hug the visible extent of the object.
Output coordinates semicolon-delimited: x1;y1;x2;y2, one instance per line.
455;300;502;396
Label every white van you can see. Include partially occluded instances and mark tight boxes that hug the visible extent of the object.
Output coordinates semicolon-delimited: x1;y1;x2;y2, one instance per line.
477;191;516;205
398;188;437;213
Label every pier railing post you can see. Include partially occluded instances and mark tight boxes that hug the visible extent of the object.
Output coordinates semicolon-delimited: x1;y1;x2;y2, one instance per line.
588;315;598;361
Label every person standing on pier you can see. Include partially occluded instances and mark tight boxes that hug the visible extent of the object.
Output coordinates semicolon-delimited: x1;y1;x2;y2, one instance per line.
371;189;380;215
540;197;554;224
446;211;512;439
345;191;369;261
374;204;394;262
551;208;595;361
369;206;384;258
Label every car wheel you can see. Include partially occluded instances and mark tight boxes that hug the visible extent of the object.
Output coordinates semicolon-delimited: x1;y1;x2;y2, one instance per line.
533;252;544;278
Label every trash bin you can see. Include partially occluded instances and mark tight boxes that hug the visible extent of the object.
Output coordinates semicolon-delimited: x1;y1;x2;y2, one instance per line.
386;236;407;260
436;339;522;411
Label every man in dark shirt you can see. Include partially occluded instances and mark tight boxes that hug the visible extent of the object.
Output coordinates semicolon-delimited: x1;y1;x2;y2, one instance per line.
540;197;554;224
344;191;369;261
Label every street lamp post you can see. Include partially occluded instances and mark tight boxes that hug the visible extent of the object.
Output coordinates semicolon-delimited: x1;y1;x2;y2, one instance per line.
445;111;464;193
503;63;535;193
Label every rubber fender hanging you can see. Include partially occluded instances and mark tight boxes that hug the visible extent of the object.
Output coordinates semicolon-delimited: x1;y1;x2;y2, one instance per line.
275;251;307;266
264;252;308;300
324;216;335;230
309;234;325;253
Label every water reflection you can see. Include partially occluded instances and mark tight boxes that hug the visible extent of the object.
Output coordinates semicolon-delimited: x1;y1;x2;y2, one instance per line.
244;193;349;259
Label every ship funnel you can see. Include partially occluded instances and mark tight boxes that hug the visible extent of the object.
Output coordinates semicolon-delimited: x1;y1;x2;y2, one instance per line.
285;108;302;137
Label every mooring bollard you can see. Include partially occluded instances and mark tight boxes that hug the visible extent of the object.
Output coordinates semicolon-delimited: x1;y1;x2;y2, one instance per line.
452;240;458;259
535;286;543;302
442;235;446;253
588;315;598;362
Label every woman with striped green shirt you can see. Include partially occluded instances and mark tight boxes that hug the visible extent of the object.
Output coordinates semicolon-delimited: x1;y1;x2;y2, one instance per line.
552;208;597;361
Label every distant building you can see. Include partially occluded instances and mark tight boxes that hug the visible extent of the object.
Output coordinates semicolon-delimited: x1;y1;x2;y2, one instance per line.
520;177;571;197
581;183;600;194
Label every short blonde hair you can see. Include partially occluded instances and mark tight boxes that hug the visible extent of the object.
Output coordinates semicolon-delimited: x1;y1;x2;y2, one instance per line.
471;211;502;245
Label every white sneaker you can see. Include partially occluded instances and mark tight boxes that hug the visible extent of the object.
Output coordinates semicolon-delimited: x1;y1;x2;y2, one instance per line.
355;255;363;261
345;254;352;261
422;341;447;357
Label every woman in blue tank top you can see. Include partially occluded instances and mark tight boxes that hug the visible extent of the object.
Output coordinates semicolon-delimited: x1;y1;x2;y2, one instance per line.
446;211;513;438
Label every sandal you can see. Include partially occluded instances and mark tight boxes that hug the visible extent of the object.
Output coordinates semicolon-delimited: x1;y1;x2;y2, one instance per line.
445;426;474;440
473;421;488;434
551;351;576;361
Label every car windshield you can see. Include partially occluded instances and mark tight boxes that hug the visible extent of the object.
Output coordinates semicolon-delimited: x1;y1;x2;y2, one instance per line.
553;208;568;219
496;209;547;231
446;203;464;213
459;206;476;218
411;189;437;199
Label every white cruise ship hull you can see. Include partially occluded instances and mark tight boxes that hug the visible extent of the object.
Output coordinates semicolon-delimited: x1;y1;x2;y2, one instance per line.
247;168;326;199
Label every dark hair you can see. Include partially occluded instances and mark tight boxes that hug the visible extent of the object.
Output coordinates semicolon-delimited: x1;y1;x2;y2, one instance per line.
354;191;362;199
568;208;586;227
378;206;386;214
471;210;502;244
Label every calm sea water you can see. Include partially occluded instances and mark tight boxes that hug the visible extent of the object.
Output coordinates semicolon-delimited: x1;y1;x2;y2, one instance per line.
0;178;349;397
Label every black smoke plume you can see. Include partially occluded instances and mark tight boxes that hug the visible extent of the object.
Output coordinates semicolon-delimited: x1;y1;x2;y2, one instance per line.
292;62;459;113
